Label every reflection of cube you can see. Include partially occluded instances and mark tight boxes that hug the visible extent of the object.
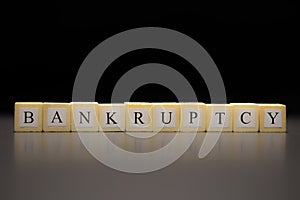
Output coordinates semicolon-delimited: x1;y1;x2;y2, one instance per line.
152;103;180;132
125;102;153;132
259;104;286;132
206;104;233;132
179;103;206;132
99;104;125;132
231;103;259;132
71;102;99;132
14;102;43;132
43;103;71;132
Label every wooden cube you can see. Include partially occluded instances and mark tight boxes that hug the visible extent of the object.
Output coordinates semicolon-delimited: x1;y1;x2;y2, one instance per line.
43;103;71;132
71;102;99;132
206;104;233;132
259;104;286;132
14;102;43;132
231;103;259;132
125;102;153;132
152;103;180;132
179;102;206;132
99;103;125;132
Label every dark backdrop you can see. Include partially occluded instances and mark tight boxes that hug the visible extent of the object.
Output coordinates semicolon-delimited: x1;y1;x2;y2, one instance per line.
2;2;299;114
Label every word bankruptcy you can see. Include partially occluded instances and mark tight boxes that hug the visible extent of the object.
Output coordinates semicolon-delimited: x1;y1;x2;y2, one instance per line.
14;102;286;132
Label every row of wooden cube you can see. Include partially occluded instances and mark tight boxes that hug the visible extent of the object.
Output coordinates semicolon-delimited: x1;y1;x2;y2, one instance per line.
14;102;286;132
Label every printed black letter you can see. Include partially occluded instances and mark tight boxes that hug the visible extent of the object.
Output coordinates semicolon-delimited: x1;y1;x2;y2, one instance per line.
106;112;117;124
189;112;198;124
240;112;251;124
79;111;90;124
134;112;144;124
161;112;172;124
51;111;63;124
267;112;279;124
24;111;34;123
215;112;225;124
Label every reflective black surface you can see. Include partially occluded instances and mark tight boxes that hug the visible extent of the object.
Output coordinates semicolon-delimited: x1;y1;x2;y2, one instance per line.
1;114;300;200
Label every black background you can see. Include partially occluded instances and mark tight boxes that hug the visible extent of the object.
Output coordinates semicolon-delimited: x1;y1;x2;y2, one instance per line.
2;2;299;114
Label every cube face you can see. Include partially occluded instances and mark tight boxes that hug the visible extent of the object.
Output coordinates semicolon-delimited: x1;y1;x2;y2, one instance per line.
99;104;125;132
125;102;153;132
206;104;233;132
71;102;99;132
43;103;71;132
259;104;286;132
180;103;206;132
152;103;180;132
14;102;43;132
231;103;259;132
